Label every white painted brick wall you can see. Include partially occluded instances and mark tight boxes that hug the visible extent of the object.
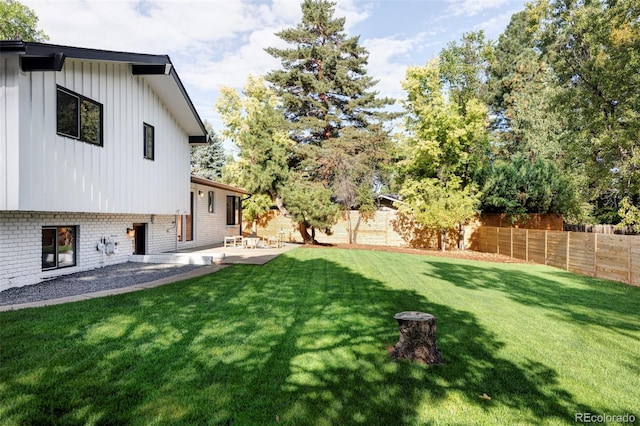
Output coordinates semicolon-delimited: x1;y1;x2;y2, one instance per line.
177;184;241;250
148;215;179;253
0;211;177;291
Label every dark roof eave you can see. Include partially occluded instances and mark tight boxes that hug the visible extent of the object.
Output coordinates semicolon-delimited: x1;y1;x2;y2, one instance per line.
0;40;169;65
190;175;251;195
189;135;210;145
169;62;208;139
0;40;208;139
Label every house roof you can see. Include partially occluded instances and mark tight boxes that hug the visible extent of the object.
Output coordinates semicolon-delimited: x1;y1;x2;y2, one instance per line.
0;40;208;143
190;175;251;195
376;194;403;204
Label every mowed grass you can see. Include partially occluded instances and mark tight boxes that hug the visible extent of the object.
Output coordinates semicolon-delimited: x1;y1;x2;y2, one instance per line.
1;248;639;425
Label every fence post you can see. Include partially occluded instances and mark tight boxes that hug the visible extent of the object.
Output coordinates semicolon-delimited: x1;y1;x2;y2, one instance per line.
510;228;513;257
496;227;500;255
628;237;632;285
566;232;570;271
544;230;548;265
594;233;598;278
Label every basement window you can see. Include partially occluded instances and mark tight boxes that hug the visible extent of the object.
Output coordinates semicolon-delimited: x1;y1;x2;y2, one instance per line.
42;226;77;270
56;86;103;146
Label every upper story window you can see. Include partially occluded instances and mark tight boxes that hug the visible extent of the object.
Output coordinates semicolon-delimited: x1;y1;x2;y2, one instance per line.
143;123;154;160
56;86;103;146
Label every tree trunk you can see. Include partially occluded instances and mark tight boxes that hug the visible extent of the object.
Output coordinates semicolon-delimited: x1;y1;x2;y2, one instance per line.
440;228;447;251
298;222;315;244
353;213;362;245
274;196;292;220
390;311;442;364
273;195;315;245
458;223;465;250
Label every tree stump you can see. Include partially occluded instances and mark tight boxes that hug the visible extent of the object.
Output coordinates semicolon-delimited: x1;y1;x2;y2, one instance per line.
390;311;442;364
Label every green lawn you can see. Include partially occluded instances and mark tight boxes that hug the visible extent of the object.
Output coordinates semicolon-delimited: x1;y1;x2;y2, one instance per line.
1;248;639;425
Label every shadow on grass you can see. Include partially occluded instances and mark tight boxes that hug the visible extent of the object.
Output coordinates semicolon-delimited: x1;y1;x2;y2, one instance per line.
0;250;602;425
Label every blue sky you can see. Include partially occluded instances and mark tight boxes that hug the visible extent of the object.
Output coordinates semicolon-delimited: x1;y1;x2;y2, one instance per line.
23;0;528;153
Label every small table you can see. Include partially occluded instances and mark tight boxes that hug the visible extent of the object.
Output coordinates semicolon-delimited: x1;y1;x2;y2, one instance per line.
243;237;260;249
266;236;282;248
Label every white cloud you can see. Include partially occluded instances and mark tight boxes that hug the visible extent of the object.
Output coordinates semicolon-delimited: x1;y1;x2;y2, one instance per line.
447;0;510;16
334;0;372;30
364;32;438;100
473;9;519;38
270;0;304;22
23;0;266;53
179;28;283;93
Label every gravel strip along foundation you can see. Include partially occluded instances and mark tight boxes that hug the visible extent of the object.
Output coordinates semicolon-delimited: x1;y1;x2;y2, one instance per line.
0;262;204;307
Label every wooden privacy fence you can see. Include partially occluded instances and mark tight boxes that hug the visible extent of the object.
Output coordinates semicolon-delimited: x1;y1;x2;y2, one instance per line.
256;209;464;249
474;226;640;287
564;223;638;235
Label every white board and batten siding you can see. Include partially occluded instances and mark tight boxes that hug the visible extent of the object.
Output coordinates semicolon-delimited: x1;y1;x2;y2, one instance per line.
0;56;21;211
9;58;190;215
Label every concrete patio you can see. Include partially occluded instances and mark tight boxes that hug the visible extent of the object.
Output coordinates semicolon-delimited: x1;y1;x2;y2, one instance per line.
172;240;298;265
126;241;298;266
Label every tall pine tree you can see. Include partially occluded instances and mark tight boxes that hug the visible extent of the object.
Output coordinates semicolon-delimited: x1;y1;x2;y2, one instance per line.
190;121;225;181
482;9;585;223
265;0;396;243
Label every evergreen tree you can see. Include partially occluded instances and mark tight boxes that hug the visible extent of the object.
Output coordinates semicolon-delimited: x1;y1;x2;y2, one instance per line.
487;9;570;166
190;121;225;181
480;154;582;221
218;76;340;242
264;0;395;243
483;8;587;222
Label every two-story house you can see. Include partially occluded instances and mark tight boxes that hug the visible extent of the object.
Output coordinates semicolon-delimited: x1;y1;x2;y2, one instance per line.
0;41;246;291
